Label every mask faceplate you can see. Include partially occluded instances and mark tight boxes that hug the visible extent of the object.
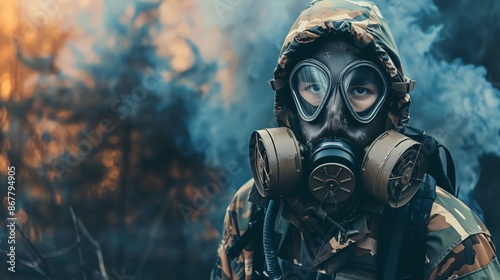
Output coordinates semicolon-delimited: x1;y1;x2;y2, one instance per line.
290;59;388;123
249;37;425;210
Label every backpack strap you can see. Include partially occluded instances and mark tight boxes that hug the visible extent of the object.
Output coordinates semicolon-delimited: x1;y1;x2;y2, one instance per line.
226;205;264;260
438;144;457;196
379;174;436;280
403;126;456;196
379;199;409;280
226;183;270;260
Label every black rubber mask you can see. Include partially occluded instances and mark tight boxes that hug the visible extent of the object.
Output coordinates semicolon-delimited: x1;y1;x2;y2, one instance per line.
249;38;426;211
289;37;390;162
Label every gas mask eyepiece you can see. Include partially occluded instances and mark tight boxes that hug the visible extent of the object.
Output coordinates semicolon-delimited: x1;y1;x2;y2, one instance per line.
289;59;388;123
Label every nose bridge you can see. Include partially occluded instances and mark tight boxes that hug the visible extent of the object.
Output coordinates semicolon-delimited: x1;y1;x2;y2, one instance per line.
325;85;345;137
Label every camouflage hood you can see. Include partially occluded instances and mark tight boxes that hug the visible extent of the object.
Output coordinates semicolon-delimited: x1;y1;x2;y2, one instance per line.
270;0;415;131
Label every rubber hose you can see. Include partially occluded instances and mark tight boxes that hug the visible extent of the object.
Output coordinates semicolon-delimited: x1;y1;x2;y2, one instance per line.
263;199;282;280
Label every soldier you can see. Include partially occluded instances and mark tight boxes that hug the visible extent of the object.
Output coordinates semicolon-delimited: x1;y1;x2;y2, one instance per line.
211;0;500;279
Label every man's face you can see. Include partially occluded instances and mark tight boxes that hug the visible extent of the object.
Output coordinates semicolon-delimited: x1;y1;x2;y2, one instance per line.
289;37;390;161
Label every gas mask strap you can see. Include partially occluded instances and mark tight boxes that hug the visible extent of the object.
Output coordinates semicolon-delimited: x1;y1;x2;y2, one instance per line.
391;77;416;93
269;78;286;91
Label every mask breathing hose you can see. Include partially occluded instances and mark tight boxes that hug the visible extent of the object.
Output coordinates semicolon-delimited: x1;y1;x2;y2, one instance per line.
263;200;283;280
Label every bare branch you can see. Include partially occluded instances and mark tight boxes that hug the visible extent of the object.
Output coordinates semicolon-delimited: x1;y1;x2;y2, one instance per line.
70;207;88;280
15;224;54;279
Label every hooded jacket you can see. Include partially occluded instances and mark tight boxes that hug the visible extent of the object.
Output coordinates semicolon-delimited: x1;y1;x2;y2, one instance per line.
270;0;413;132
211;180;499;279
211;1;500;279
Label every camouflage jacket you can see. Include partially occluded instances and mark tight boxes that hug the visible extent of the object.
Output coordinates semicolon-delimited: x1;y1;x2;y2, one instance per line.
212;2;500;278
210;179;500;280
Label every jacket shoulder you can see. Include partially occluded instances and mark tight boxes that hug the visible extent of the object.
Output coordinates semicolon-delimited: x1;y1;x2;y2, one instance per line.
425;186;495;276
211;179;255;280
225;178;255;236
433;187;489;236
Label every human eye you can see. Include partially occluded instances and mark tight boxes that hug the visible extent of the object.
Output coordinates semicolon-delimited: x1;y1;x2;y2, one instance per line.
342;64;387;115
291;64;329;111
350;87;370;96
304;84;323;93
298;83;325;106
347;84;379;112
348;84;377;98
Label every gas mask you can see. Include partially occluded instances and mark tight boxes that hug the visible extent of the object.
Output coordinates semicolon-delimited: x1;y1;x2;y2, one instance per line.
250;128;426;208
250;38;427;209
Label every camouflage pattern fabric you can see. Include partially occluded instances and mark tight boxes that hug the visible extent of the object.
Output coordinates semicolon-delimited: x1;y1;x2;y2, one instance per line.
211;180;255;280
211;180;500;279
425;187;500;279
211;0;500;279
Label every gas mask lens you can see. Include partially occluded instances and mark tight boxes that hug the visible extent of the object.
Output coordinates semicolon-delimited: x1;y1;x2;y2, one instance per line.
290;60;331;120
290;60;387;123
341;61;388;123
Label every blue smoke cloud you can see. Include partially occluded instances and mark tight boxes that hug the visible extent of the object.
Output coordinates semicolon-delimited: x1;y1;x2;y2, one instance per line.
10;1;498;278
193;0;500;207
378;0;500;202
62;1;500;278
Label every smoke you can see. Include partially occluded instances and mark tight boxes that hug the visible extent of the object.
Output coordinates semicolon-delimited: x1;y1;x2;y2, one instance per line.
6;0;499;278
188;1;302;169
430;0;500;87
373;0;500;205
13;0;500;199
191;0;500;205
176;0;500;240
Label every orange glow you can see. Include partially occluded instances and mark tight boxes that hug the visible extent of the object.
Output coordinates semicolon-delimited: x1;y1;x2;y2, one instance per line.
0;73;12;101
47;141;61;158
0;152;10;173
98;163;120;192
0;2;19;35
171;39;194;72
83;72;97;89
28;184;47;199
24;138;43;168
103;154;114;167
18;208;29;224
1;119;9;133
184;184;195;197
1;0;238;260
109;166;119;180
80;0;91;8
54;193;62;205
47;169;58;181
56;110;71;121
2;197;9;208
